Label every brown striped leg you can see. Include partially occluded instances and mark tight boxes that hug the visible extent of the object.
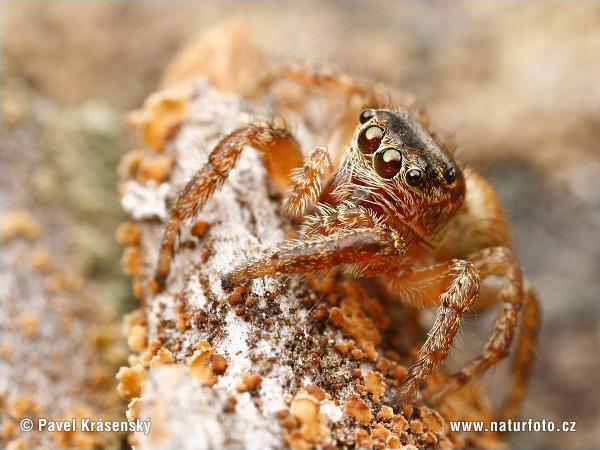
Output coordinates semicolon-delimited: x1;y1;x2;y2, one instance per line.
246;60;387;106
388;259;481;408
427;247;530;415
281;146;332;220
155;123;303;289
299;205;381;238
500;281;540;421
221;228;406;292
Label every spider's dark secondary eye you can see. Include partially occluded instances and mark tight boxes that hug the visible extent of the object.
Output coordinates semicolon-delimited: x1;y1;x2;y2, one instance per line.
375;149;402;179
357;125;383;154
359;109;374;124
406;168;423;186
443;168;456;183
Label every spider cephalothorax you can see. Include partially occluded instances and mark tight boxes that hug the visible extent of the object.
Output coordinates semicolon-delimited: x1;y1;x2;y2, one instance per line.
154;61;540;420
326;108;466;249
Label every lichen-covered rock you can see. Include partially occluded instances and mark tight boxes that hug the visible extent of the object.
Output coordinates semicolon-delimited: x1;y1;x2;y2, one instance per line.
1;66;126;450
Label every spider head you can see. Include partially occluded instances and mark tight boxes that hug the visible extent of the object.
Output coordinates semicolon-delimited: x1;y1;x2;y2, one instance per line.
350;108;466;247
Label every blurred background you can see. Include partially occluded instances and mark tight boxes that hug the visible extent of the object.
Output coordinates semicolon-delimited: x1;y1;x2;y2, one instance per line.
1;2;598;449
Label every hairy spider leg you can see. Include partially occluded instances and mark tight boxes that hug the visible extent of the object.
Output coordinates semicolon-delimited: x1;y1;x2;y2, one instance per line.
246;60;387;106
281;146;332;219
155;123;304;289
221;228;406;291
300;206;405;277
299;205;381;237
499;281;540;421
386;259;481;408
425;247;539;421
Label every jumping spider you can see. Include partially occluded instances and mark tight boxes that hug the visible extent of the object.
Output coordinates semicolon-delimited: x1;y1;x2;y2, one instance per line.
154;61;540;419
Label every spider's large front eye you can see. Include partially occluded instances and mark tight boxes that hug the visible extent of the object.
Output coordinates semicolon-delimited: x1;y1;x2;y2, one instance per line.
375;149;402;179
357;125;383;154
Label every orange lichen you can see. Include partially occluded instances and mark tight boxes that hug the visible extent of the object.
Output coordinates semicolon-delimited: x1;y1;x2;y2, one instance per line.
126;433;136;449
174;301;191;332
0;419;16;441
44;271;82;293
420;406;446;435
188;339;226;386
9;395;39;418
391;413;410;434
418;431;438;447
116;364;147;400
410;419;424;435
127;398;140;421
343;395;371;425
377;405;394;421
291;393;322;443
140;339;162;366
354;428;372;448
88;367;112;388
227;286;245;307
371;422;391;442
121;247;143;276
328;282;387;361
386;434;402;449
5;439;26;450
351;348;363;360
364;370;386;396
28;246;52;272
311;304;328;321
50;407;101;449
147;276;161;295
129;90;189;152
304;385;326;402
19;313;38;338
128;355;141;367
209;354;227;375
59;315;72;335
376;356;391;373
190;220;210;238
132;276;145;299
122;309;145;335
137;155;176;184
1;210;41;243
307;277;336;293
280;415;297;430
279;387;337;450
149;348;173;368
334;341;349;355
127;325;147;353
88;330;112;350
236;373;262;392
115;222;142;247
346;406;442;450
390;363;408;383
119;150;145;180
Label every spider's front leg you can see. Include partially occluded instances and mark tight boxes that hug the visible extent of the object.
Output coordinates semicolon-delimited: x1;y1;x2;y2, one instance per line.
281;146;332;220
389;247;539;419
221;227;407;292
154;122;304;290
428;247;540;421
387;259;482;408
